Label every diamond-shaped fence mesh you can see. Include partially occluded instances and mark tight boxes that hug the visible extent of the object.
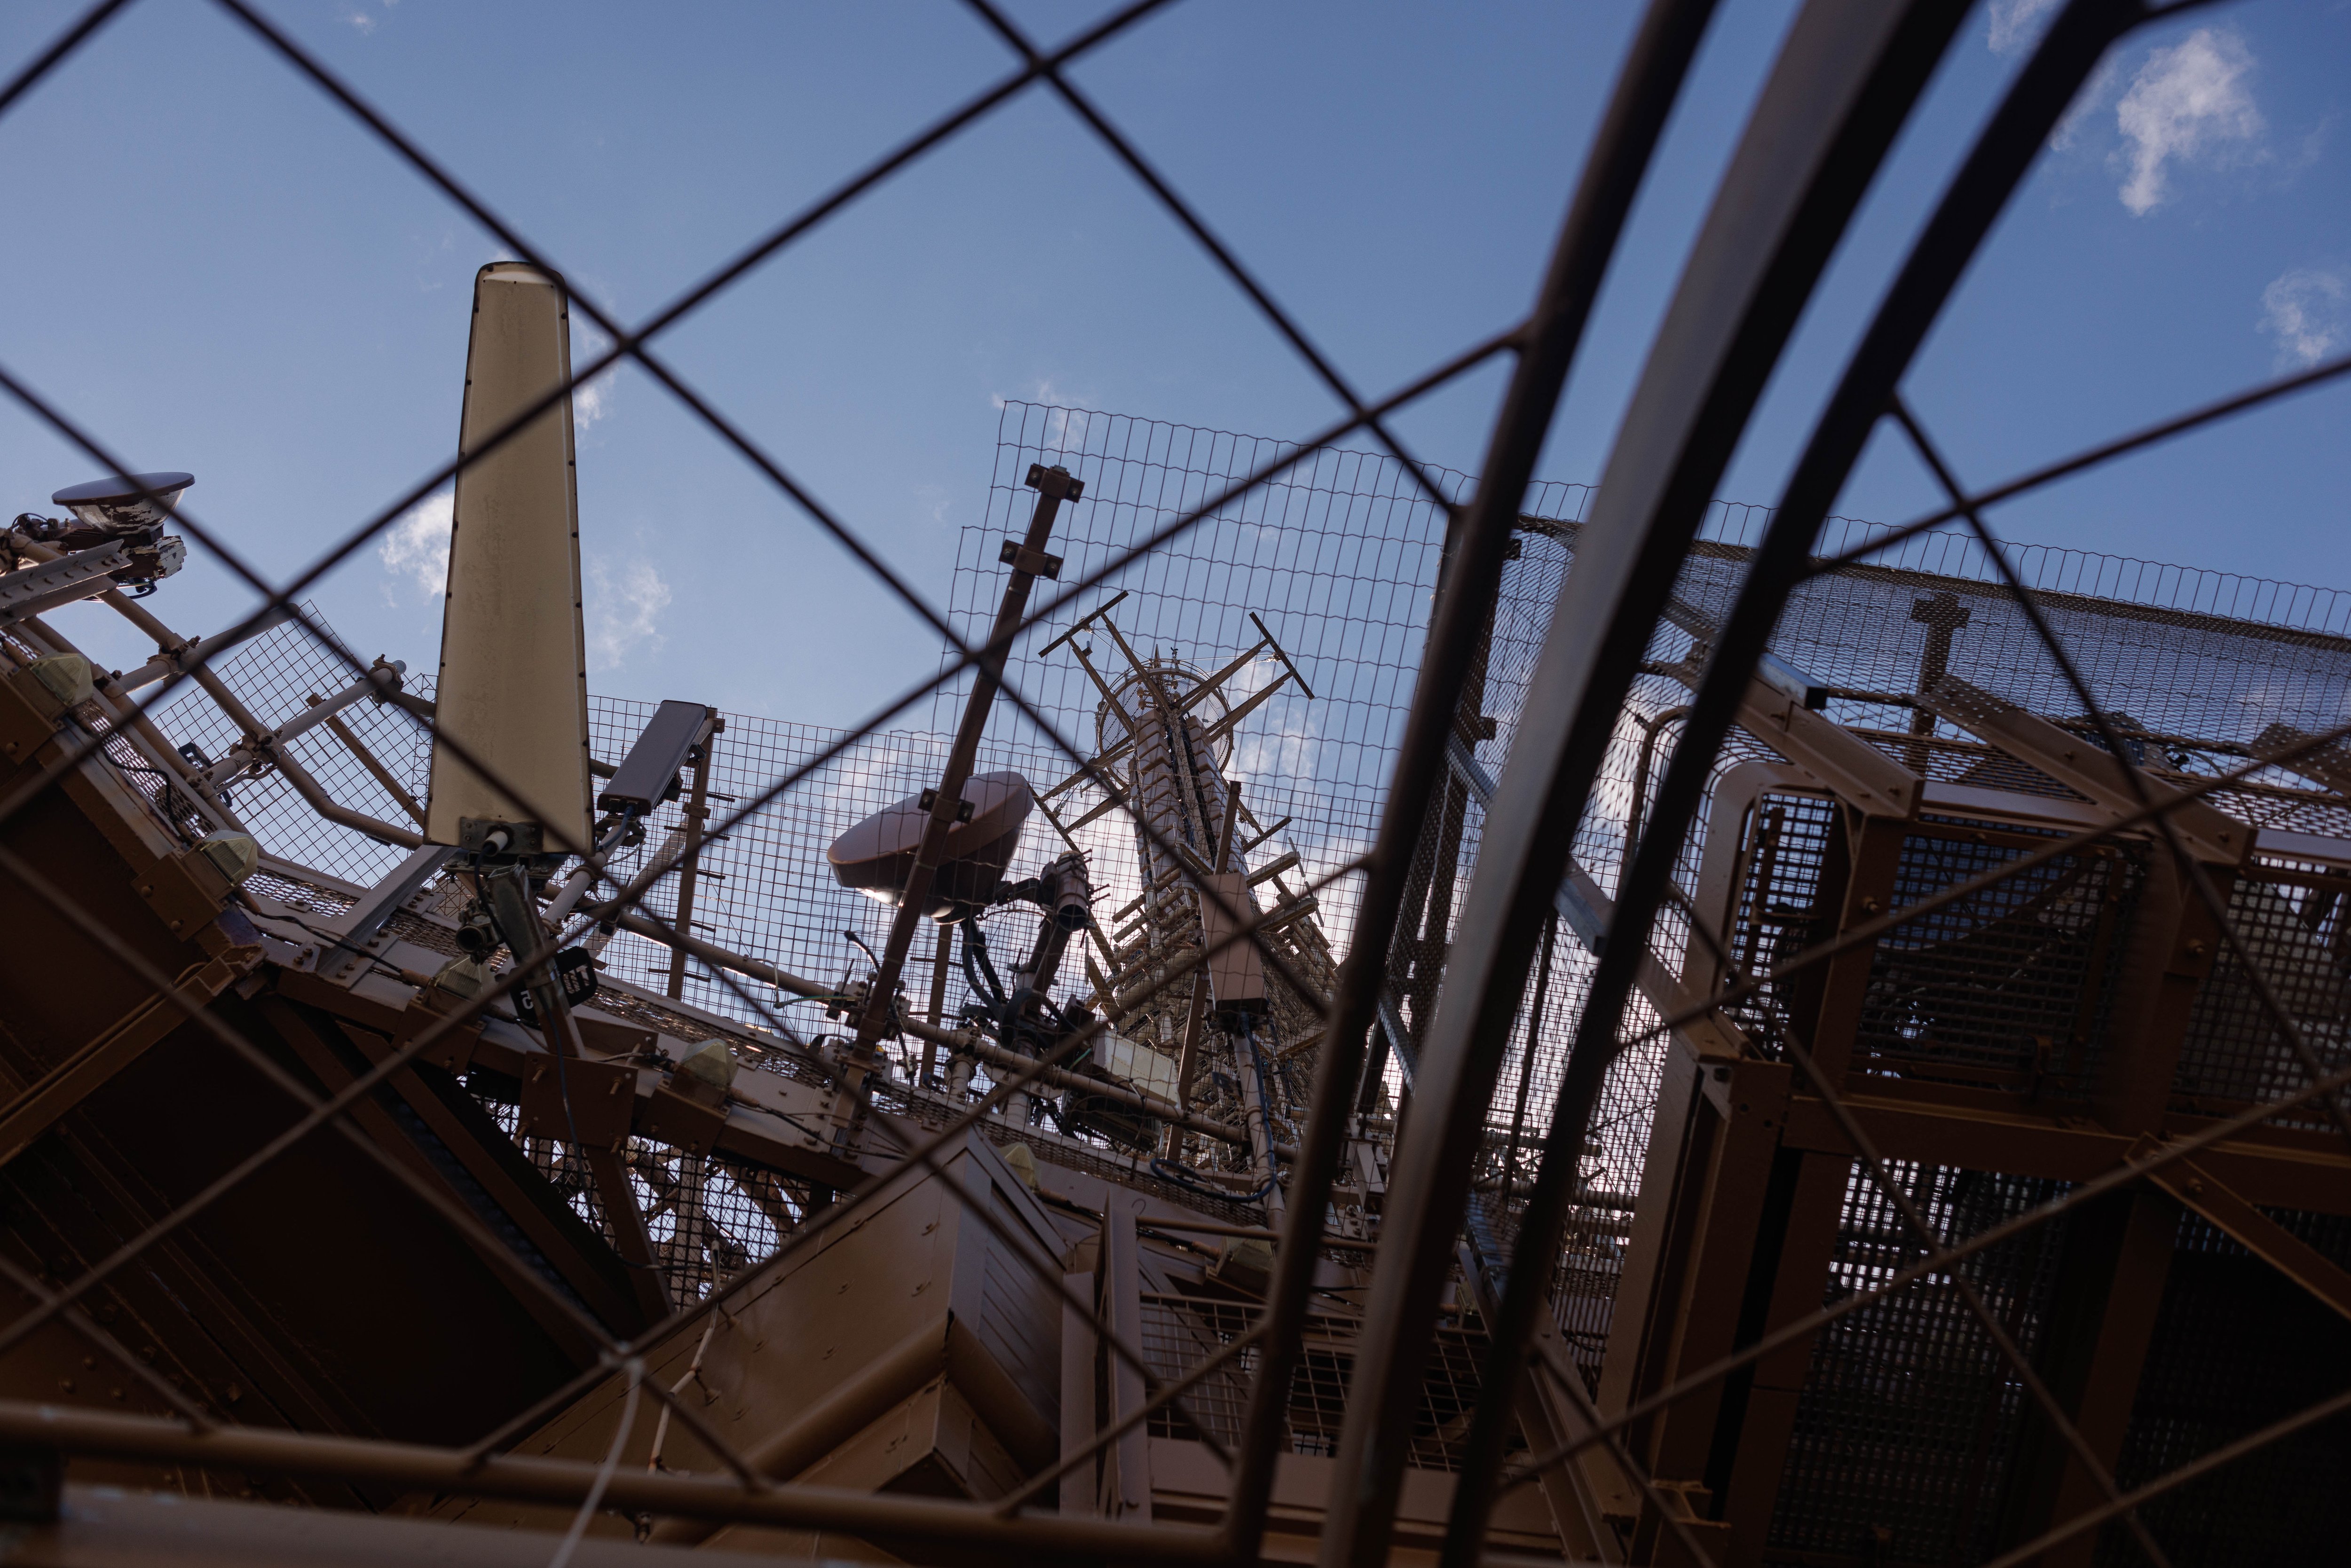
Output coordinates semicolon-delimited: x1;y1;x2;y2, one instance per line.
5;0;2350;1550
134;408;2351;1486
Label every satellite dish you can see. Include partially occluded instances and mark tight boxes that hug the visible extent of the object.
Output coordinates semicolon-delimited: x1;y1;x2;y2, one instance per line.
827;771;1033;922
50;472;193;533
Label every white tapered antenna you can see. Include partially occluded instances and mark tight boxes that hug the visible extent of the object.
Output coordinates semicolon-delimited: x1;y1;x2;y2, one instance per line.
424;262;593;855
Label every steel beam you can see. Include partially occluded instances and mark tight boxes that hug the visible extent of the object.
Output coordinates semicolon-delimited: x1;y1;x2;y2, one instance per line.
2138;1143;2351;1322
0;946;260;1169
1921;673;2246;864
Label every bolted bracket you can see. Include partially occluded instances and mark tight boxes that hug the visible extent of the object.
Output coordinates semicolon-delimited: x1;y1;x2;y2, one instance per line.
918;788;974;823
1024;462;1085;501
998;538;1063;580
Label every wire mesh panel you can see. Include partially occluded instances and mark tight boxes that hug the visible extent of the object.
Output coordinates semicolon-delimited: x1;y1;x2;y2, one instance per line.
151;616;1081;1067
155;608;434;888
1700;517;2351;756
575;702;1065;1048
1858;822;2144;1097
1138;1292;1510;1469
1767;1162;2072;1566
474;1099;822;1306
1717;790;1841;1051
947;403;1493;961
1714;797;2147;1097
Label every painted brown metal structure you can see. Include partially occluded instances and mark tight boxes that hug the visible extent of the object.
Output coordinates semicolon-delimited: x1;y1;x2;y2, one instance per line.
0;0;2346;1563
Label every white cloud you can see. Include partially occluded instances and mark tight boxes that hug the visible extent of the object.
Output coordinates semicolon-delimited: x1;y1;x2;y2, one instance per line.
573;375;612;435
345;8;376;33
570;323;617;437
586;557;672;671
377;488;452;600
2261;268;2349;368
1988;0;2060;56
2114;29;2264;215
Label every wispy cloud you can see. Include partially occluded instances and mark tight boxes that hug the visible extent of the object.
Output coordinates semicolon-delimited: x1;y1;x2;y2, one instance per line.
2114;28;2264;215
570;325;617;437
345;8;376;34
913;482;952;527
377;487;452;601
573;376;612;435
994;380;1097;455
586;557;672;671
2260;267;2349;368
1987;0;2060;56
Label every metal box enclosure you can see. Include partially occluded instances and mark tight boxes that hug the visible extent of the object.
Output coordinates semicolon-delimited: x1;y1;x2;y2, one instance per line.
434;1129;1069;1559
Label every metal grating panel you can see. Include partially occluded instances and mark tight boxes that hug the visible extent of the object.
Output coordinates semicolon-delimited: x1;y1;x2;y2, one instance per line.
1767;1161;2071;1564
1720;790;1841;1049
474;1097;821;1307
1139;1292;1511;1469
1856;823;2144;1095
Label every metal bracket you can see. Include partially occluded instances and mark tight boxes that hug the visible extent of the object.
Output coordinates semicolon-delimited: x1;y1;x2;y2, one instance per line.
917;788;975;823
998;539;1064;580
1735;678;1918;818
456;817;545;857
1023;463;1085;501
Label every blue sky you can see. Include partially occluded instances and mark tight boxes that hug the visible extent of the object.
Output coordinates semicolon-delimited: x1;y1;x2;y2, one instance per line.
0;0;2344;729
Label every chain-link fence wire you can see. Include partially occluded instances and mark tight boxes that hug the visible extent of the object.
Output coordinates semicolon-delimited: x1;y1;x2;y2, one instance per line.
1425;476;2351;1531
141;395;2351;1461
1460;436;2351;1557
0;8;1540;1491
14;0;2351;1552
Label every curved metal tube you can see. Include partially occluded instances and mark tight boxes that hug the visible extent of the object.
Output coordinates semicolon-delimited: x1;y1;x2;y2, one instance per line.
1439;0;2161;1558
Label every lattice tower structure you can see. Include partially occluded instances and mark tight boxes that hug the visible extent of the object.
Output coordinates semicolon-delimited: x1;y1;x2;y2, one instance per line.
1092;651;1337;1177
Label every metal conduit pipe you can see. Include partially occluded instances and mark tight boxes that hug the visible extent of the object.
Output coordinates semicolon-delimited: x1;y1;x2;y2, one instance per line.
604;912;1271;1152
0;1398;1225;1564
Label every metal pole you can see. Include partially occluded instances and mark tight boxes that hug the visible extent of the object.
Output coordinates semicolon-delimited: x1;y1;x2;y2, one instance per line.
845;465;1080;1089
923;923;953;1087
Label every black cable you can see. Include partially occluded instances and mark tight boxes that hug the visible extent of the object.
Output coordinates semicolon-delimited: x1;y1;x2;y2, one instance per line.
1150;1157;1274;1205
962;918;1007;1011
